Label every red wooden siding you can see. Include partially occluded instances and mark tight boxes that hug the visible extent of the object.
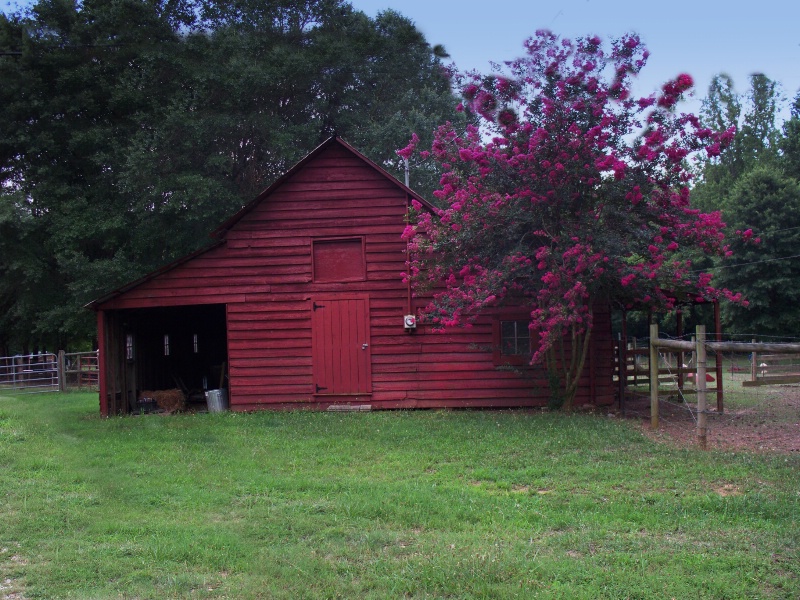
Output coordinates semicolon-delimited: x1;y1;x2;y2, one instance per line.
93;138;616;413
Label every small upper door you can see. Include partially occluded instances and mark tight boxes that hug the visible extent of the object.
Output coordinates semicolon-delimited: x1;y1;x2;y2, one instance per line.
311;296;372;395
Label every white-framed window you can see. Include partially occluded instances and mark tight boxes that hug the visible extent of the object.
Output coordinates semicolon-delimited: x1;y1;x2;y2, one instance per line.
492;313;536;366
125;334;135;360
500;320;531;356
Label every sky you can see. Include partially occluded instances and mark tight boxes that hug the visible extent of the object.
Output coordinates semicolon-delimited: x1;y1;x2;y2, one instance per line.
2;0;798;119
351;0;800;120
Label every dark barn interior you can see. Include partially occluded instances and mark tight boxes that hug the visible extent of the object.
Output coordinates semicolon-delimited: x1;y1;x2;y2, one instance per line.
119;304;228;409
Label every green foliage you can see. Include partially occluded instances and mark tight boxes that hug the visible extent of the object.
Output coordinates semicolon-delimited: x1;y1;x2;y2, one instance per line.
693;75;800;336
1;392;798;598
739;74;783;164
715;166;800;336
0;0;465;352
0;0;198;351
694;74;783;205
780;91;800;176
697;74;744;193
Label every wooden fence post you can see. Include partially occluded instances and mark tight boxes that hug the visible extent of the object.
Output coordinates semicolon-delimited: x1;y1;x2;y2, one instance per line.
696;325;707;450
676;309;684;391
714;301;724;413
58;350;66;392
617;334;626;415
751;339;757;383
650;323;659;429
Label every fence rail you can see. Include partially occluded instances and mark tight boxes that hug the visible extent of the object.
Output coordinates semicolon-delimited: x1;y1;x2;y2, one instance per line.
615;345;700;388
746;352;800;386
646;326;800;448
0;353;59;393
0;351;98;393
62;351;99;390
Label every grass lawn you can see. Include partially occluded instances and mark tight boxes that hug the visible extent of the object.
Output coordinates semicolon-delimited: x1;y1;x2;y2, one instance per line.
1;392;798;599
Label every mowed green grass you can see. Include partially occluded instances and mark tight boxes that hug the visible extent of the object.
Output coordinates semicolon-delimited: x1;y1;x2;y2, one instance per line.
1;393;798;599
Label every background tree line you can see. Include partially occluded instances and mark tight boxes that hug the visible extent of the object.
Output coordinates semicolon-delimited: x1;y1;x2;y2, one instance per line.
2;0;798;355
688;75;800;339
0;0;466;354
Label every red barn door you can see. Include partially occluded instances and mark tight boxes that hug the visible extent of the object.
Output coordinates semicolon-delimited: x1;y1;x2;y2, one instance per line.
311;296;372;395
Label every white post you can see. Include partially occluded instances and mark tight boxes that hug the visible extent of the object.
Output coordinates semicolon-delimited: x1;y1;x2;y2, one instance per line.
696;325;707;450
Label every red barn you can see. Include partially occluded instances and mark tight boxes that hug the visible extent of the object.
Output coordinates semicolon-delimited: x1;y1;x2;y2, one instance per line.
89;137;615;415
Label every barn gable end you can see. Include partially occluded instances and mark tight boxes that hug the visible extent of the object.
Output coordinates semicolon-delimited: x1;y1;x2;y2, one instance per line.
91;137;614;415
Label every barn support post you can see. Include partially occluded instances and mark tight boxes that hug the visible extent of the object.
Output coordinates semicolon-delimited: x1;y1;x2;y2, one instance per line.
620;311;628;414
696;325;708;450
589;331;596;403
617;335;626;415
97;310;109;417
649;323;659;429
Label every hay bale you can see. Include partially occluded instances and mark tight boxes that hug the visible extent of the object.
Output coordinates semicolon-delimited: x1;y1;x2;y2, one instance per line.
153;388;186;413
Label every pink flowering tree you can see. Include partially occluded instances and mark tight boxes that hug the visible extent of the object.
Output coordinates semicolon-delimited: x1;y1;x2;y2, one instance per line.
399;31;742;410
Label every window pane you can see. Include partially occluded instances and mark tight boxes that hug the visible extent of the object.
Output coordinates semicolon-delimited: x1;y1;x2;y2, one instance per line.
125;335;134;360
516;328;530;355
500;320;530;356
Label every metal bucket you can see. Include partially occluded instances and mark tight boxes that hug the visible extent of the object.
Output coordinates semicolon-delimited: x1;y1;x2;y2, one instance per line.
206;389;229;413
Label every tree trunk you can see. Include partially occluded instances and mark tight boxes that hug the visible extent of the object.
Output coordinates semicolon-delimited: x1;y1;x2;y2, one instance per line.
545;321;593;411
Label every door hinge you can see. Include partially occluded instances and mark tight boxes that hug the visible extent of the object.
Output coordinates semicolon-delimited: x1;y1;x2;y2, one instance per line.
313;302;325;311
315;384;328;393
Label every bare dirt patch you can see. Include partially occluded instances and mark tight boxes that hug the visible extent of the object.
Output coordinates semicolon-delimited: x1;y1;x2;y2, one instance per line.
617;384;800;453
714;484;742;497
0;544;27;600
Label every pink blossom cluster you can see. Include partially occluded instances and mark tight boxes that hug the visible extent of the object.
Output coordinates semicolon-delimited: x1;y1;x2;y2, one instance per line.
401;30;741;367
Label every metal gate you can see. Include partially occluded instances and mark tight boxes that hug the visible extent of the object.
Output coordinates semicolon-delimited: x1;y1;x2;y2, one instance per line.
0;351;99;394
0;353;59;393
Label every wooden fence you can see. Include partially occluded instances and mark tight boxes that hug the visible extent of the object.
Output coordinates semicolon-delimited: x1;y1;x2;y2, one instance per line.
615;335;718;416
61;351;99;390
650;326;800;448
616;343;697;386
745;350;800;386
